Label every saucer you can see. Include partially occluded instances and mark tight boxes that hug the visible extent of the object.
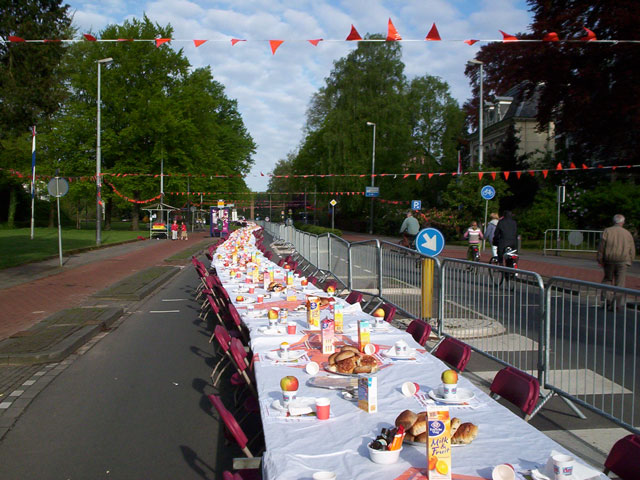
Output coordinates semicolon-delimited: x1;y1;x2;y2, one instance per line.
428;387;475;404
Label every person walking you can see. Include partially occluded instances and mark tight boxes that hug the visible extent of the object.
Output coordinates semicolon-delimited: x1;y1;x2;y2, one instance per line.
464;221;484;261
597;214;636;308
492;211;518;265
399;210;420;248
180;222;188;241
484;212;500;258
171;220;179;241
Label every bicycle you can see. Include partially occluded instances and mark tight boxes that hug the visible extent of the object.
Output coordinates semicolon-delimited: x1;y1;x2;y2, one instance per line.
466;244;481;272
489;247;519;287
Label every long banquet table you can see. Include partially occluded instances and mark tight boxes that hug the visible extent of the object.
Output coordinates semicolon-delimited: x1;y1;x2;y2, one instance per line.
213;225;604;480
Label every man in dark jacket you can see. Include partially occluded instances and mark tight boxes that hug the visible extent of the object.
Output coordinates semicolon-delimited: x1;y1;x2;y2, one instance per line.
493;211;518;264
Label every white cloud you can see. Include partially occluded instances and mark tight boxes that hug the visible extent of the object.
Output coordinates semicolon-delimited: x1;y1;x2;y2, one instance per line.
65;0;533;191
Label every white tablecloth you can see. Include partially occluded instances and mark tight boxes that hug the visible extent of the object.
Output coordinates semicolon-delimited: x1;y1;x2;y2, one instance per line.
213;227;604;480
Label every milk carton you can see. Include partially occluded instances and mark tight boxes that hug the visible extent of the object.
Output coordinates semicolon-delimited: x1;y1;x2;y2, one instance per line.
426;406;452;480
357;319;370;353
307;296;320;329
357;376;377;413
263;270;271;291
321;318;335;354
286;271;294;286
333;302;344;333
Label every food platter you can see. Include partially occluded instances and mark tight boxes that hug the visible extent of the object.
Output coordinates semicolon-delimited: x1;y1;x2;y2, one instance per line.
307;375;357;390
428;387;475;404
321;362;377;377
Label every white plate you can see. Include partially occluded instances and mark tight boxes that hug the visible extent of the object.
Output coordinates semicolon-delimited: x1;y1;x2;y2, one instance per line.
321;362;378;377
381;348;416;360
257;326;286;335
428;387;475;404
271;397;316;412
266;350;307;361
235;297;255;304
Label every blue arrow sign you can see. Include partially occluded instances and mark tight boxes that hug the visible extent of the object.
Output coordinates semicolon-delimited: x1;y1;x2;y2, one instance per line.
415;227;445;256
481;185;496;200
411;200;421;211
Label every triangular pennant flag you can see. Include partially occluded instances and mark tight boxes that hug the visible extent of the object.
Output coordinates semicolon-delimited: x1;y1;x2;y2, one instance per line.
581;27;596;41
83;33;97;41
581;164;588;169
500;30;518;42
387;18;402;41
491;172;497;180
307;39;323;46
9;36;25;42
425;23;441;41
542;170;549;178
569;162;577;169
194;39;207;47
416;174;422;180
556;162;563;170
516;171;522;179
529;170;535;176
155;38;170;47
612;166;617;170
346;25;362;41
503;171;510;180
478;172;484;180
269;40;284;55
428;173;434;179
464;39;479;45
403;174;410;179
543;32;559;42
231;38;246;46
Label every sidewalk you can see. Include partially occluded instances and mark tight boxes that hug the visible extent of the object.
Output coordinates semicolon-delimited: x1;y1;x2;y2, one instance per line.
341;231;640;290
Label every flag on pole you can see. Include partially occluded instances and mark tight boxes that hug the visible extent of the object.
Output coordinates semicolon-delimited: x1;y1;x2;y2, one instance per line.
31;126;36;198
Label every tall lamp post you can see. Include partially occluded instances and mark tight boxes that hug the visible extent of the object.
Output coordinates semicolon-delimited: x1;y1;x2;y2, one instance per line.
96;57;113;246
467;59;484;167
366;121;376;234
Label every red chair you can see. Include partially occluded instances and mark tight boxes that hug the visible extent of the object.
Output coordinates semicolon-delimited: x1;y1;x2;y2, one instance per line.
208;394;258;458
432;337;471;371
229;337;258;398
406;319;431;346
380;303;396;323
264;251;273;260
345;291;363;305
309;276;318;285
490;366;540;421
603;434;640;479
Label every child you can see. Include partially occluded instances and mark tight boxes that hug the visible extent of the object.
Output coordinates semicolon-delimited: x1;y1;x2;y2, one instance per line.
180;222;188;241
171;220;178;240
463;221;484;260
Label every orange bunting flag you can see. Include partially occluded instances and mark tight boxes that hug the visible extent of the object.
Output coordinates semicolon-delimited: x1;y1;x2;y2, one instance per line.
194;39;207;47
500;30;518;42
543;32;559;41
387;18;402;41
155;38;170;47
478;172;484;180
428;173;434;179
231;38;246;46
556;162;563;170
83;34;97;41
403;174;410;179
464;39;479;45
490;172;497;180
416;174;422;180
581;27;596;41
9;36;25;42
426;23;441;41
269;40;284;55
569;162;577;169
346;24;362;41
529;170;535;176
542;170;549;178
581;164;588;169
307;39;323;46
516;171;522;179
503;171;510;180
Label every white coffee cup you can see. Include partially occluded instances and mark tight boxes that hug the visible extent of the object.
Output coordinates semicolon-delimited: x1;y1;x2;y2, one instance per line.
492;464;515;480
442;382;457;399
395;340;409;356
552;454;574;479
306;361;320;376
401;381;418;397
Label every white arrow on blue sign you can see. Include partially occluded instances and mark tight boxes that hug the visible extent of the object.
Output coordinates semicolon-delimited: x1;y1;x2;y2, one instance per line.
481;185;496;200
415;227;445;256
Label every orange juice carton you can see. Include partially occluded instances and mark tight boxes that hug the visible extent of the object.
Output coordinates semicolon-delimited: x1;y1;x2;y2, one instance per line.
307;296;320;329
321;319;335;354
357;375;377;413
231;252;237;265
251;266;259;283
426;406;451;480
357;320;370;353
286;288;297;302
263;271;270;291
269;267;274;282
333;302;344;333
286;271;294;286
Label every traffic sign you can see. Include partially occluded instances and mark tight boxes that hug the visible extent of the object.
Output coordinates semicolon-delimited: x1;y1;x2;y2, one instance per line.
47;177;69;198
217;199;225;208
415;227;445;256
411;200;422;211
365;186;379;197
329;199;337;207
481;185;495;200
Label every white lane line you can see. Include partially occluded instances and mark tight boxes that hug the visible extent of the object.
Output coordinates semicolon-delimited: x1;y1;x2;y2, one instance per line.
162;299;187;302
149;310;180;314
0;402;13;409
22;380;36;386
9;390;24;397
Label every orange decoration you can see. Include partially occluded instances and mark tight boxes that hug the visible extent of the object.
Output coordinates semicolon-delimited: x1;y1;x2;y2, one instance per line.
269;40;284;55
426;23;441;41
386;18;402;41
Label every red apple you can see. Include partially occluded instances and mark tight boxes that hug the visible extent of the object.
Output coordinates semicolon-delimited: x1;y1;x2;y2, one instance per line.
280;376;299;391
441;369;458;384
372;308;385;318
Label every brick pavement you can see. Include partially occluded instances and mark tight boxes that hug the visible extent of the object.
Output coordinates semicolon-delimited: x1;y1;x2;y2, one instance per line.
0;235;213;341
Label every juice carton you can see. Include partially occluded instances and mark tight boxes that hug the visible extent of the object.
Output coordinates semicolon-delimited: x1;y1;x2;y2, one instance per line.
357;376;377;413
268;267;274;282
321;319;335;354
357;320;370;353
231;252;237;265
263;271;270;291
286;271;294;286
307;296;320;329
426;406;452;480
286;288;297;302
333;302;344;333
252;267;259;283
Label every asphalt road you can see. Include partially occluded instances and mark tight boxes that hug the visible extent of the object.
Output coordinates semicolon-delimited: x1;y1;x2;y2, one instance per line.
0;266;224;480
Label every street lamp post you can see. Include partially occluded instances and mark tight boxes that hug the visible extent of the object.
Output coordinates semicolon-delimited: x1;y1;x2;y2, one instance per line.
366;121;376;234
467;59;484;167
96;57;113;246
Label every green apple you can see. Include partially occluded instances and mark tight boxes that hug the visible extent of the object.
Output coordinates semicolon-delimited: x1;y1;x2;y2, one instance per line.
280;375;299;391
441;369;458;384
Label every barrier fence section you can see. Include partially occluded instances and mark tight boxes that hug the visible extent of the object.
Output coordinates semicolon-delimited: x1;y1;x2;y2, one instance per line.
543;277;639;434
348;240;382;297
440;258;545;379
543;229;602;255
328;234;350;289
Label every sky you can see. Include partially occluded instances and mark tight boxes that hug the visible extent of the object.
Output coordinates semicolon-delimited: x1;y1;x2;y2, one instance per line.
66;0;533;191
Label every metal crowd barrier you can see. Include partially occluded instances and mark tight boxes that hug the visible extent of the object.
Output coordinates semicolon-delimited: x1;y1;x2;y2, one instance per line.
539;277;640;434
543;229;602;255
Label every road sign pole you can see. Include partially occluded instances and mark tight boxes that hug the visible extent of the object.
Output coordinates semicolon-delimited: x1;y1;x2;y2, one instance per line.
482;199;488;251
56;177;63;267
331;205;335;230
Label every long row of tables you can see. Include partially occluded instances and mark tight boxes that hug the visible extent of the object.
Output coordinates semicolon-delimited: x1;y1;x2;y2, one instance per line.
212;225;604;480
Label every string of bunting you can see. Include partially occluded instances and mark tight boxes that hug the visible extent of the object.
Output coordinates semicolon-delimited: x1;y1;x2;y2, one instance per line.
3;21;639;53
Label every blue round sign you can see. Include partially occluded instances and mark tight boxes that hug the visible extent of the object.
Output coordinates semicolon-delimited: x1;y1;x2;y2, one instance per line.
415;228;445;256
481;185;496;200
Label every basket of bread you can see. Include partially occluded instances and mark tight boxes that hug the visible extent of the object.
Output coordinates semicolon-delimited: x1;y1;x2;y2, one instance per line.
395;410;478;445
325;345;378;375
268;281;286;292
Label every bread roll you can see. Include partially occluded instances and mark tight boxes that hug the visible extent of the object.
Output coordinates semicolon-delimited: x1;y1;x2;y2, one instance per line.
358;355;377;367
353;365;372;374
340;345;360;355
451;422;478;445
328;352;339;365
335;350;356;362
336;356;356;373
414;432;427;443
404;433;415;442
395;410;418;430
409;418;427;436
450;417;461;437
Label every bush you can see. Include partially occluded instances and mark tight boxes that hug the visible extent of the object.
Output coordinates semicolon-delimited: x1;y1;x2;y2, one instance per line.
293;222;342;237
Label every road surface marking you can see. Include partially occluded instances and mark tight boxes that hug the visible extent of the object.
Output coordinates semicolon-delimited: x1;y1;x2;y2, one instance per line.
0;402;12;409
162;298;187;302
149;310;180;313
22;380;36;386
9;390;24;397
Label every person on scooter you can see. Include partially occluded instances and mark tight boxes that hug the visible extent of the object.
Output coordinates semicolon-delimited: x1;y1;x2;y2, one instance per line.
493;211;518;265
463;221;483;261
399;210;420;248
